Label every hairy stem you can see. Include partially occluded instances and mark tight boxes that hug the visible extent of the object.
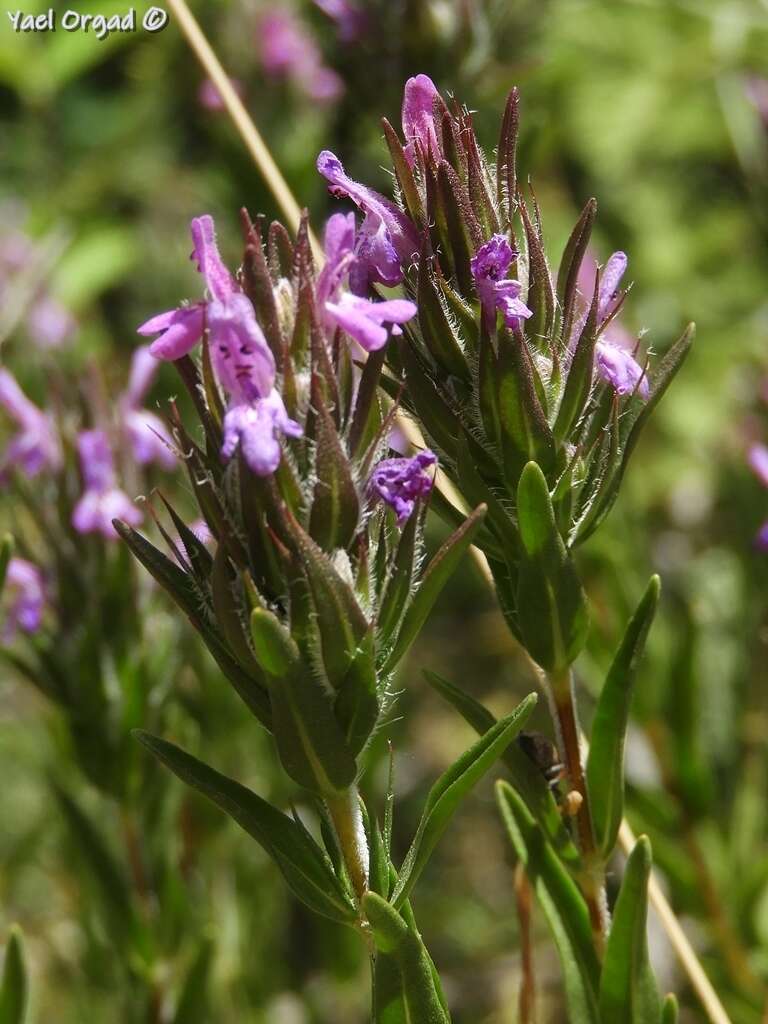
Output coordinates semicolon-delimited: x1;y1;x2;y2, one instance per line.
547;668;608;954
326;786;370;904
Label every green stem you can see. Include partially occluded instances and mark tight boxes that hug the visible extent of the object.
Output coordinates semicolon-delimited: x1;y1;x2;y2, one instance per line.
547;668;608;956
326;786;370;904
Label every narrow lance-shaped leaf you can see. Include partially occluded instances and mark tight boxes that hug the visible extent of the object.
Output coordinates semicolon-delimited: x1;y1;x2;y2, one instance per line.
661;994;679;1024
556;198;597;345
586;576;660;857
365;893;450;1024
515;462;589;672
424;670;581;870
496;781;601;1024
308;389;360;551
497;87;519;223
381;504;487;673
519;197;555;343
417;258;470;382
618;324;695;484
0;927;28;1024
171;937;214;1024
554;269;599;442
391;693;537;909
134;731;358;924
497;333;556;488
598;836;662;1023
0;535;13;596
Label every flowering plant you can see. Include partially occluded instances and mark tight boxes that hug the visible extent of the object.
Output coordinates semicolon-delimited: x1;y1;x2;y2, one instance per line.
311;73;694;1021
124;208;537;1018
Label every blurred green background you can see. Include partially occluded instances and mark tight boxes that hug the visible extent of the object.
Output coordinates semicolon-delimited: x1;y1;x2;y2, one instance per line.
2;0;768;1021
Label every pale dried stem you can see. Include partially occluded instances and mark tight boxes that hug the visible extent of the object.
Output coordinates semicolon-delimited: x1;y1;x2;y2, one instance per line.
161;3;731;1019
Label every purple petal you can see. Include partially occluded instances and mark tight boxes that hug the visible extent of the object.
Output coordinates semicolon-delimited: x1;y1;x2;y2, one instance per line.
221;391;301;476
748;443;768;488
124;410;176;469
598;251;628;320
402;74;443;166
4;557;45;638
77;429;116;492
138;305;205;361
316;150;419;265
325;294;417;352
124;345;159;408
756;521;768;551
190;215;236;302
73;488;142;539
0;368;39;427
370;450;437;526
208;294;276;403
595;340;649;399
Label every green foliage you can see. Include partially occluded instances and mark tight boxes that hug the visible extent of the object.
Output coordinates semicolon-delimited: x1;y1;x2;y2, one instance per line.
587;576;661;856
497;781;601;1023
392;694;537;908
598;837;661;1023
0;927;28;1024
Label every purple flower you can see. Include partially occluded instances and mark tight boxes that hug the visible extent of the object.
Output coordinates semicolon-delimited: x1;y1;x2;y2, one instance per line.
197;76;244;112
72;429;142;539
756;521;768;551
137;214;235;361
27;295;77;349
138;215;299;477
471;235;533;331
748;443;768;488
746;76;768;130
120;346;176;470
325;293;416;352
221;391;302;476
573;249;649;400
369;450;437;526
208;294;276;403
595;341;650;399
313;0;367;41
3;558;45;640
259;10;343;103
317;213;417;350
402;74;443;166
0;368;61;481
317;151;419;269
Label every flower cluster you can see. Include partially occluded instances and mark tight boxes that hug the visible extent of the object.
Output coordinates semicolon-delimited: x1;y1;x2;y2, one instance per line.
258;9;342;103
0;223;77;349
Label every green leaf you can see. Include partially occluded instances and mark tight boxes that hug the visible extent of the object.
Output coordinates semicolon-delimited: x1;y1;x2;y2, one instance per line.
285;512;368;689
516;462;589;672
497;334;556;488
250;608;299;677
309;391;360;551
496;781;600;1023
334;628;380;757
382;117;426;230
519;199;555;344
554;270;599;442
417;260;470;382
556;199;597;345
171;937;214;1024
391;694;537;908
496;87;519;223
618;324;695;483
587;576;661;857
0;927;28;1024
365;893;450;1024
53;785;138;951
134;732;357;924
661;994;679;1024
268;663;358;793
0;535;13;596
598;836;662;1023
115;522;272;728
424;671;581;870
382;505;487;673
